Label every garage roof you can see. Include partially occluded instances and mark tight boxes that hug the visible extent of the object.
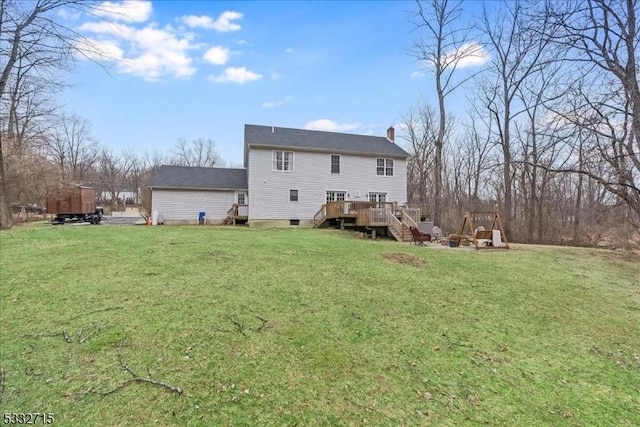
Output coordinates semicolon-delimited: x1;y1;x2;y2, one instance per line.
150;165;247;191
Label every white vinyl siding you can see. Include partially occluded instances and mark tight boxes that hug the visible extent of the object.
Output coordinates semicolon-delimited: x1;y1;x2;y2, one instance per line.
248;147;407;221
152;189;236;223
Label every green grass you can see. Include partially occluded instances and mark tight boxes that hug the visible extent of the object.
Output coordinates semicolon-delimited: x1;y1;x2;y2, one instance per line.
1;224;639;426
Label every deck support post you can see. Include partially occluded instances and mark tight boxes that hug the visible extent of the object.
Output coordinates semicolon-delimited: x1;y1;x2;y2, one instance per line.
372;229;376;239
340;219;344;230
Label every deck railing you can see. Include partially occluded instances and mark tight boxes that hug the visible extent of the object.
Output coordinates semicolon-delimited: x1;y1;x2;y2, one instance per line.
325;201;395;219
227;204;249;218
313;204;327;227
402;208;420;225
355;207;391;226
401;208;420;229
387;212;403;240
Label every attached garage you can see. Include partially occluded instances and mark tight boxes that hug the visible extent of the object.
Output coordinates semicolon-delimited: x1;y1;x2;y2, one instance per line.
150;165;247;225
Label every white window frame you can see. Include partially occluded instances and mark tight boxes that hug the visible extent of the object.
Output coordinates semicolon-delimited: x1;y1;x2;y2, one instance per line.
237;193;246;205
376;158;394;176
369;192;387;203
273;150;294;171
331;154;340;174
290;189;299;202
326;191;346;203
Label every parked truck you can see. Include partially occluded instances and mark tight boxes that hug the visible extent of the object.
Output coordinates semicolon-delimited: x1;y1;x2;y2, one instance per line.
46;185;103;224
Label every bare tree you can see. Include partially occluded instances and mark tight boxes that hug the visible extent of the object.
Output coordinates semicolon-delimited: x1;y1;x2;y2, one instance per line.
543;0;640;218
412;0;481;226
1;54;58;207
458;115;495;207
0;0;91;229
46;113;98;182
477;0;558;238
139;150;167;214
400;100;438;212
169;137;222;168
96;148;138;210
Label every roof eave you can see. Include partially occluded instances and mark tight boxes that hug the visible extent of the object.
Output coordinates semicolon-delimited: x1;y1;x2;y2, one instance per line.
246;143;409;159
149;186;248;191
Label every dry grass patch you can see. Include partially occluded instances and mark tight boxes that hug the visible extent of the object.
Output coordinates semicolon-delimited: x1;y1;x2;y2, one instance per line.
381;252;426;267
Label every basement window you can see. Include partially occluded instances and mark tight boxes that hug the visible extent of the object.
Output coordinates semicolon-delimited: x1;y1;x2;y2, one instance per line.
290;219;300;226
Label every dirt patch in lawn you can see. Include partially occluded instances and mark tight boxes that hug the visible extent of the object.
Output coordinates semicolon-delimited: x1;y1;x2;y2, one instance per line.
382;253;426;268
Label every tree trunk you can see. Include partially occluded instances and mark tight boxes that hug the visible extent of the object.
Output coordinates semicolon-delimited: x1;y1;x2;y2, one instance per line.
434;71;445;227
0;139;13;229
502;95;513;239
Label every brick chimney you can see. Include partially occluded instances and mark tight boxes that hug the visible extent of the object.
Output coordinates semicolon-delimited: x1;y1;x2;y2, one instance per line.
386;126;395;143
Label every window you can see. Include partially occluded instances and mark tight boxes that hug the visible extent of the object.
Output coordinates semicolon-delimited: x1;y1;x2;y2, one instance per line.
326;191;346;203
290;219;300;226
369;192;387;208
237;193;245;205
331;155;340;174
369;192;387;203
377;158;394;176
290;189;298;202
273;151;294;171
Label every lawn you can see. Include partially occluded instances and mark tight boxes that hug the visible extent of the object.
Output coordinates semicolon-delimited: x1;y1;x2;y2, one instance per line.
1;224;639;426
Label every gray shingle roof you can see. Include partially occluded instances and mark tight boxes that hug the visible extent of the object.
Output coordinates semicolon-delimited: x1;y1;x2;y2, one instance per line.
150;165;247;190
244;124;410;159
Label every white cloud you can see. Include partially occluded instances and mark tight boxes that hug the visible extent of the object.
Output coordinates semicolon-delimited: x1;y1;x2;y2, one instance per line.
181;11;242;32
92;0;152;23
79;21;135;39
78;38;125;61
79;21;195;81
203;46;230;65
262;96;293;108
304;119;361;132
440;42;490;69
58;8;82;21
411;70;426;79
210;67;262;84
285;48;294;54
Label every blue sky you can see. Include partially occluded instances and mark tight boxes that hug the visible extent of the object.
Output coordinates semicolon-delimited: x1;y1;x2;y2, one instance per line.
61;0;487;166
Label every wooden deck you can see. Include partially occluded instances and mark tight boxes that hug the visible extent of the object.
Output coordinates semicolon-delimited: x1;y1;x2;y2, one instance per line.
314;201;421;242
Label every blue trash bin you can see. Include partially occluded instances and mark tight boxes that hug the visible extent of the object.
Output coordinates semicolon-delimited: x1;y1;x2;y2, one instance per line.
198;211;206;225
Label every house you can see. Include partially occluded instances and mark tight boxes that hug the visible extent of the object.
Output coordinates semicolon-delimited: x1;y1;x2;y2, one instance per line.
150;124;415;239
150;166;247;224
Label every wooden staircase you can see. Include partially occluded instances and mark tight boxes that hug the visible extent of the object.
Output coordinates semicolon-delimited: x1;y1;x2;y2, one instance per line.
224;204;248;225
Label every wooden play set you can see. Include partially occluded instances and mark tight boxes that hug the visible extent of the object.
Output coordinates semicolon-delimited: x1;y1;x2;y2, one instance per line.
456;211;510;249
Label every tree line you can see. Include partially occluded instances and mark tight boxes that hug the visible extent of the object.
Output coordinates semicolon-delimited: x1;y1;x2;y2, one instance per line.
0;0;229;228
405;0;639;246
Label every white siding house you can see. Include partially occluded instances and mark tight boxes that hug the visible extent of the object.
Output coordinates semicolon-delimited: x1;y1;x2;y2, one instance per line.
150;124;409;228
244;124;409;227
247;148;407;226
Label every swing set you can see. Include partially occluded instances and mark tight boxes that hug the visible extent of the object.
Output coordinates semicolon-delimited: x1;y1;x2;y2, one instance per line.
457;211;510;250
